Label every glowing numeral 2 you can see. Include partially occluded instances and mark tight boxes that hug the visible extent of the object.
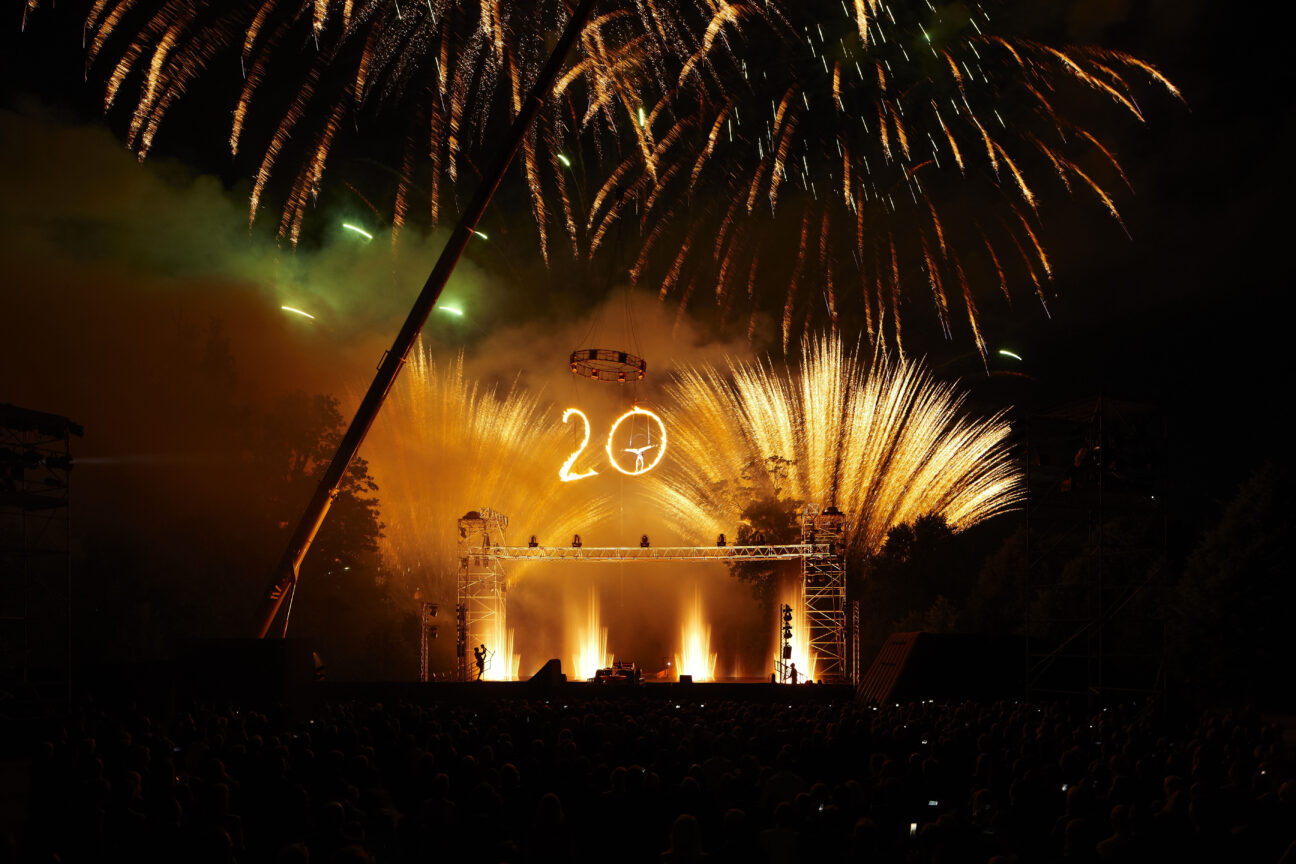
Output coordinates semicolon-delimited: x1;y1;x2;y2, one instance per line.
559;406;668;481
559;409;599;481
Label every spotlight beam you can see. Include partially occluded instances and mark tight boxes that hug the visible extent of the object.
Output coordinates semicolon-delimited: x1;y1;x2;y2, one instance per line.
254;0;600;639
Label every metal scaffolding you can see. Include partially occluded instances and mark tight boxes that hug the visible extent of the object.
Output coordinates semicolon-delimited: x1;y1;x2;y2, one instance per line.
801;504;849;682
1;404;80;705
418;602;438;682
450;505;852;682
476;543;831;562
455;508;509;681
851;600;861;684
1024;397;1166;701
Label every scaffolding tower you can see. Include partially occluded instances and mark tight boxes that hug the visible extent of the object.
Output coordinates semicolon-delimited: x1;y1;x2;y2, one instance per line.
802;504;848;683
1;404;80;706
418;602;438;682
446;506;851;683
455;508;509;681
1024;397;1166;701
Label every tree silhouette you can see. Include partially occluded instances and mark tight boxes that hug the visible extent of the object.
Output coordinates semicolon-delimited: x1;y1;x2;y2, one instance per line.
1169;463;1294;705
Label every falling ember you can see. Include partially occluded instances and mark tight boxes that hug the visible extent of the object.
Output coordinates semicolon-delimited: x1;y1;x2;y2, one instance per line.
774;579;816;684
675;586;718;682
570;586;611;681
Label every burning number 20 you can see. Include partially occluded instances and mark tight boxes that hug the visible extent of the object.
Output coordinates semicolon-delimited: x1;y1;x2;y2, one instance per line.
559;407;668;481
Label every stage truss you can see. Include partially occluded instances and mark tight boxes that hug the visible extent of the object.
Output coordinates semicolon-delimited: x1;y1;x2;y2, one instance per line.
453;505;851;683
801;504;848;682
455;508;510;682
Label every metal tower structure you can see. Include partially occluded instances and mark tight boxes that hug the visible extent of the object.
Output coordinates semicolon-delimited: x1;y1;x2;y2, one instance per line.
801;504;849;682
1;405;80;705
1024;397;1166;701
418;602;438;682
455;508;509;681
442;506;851;683
851;600;861;684
777;603;794;683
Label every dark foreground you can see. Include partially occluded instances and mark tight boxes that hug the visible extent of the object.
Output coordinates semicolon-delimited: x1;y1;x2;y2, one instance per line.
5;686;1294;863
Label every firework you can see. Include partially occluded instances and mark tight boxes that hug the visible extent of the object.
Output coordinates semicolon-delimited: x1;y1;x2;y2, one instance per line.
366;344;612;603
72;0;758;252
646;332;1023;556
603;2;1184;353
674;584;717;681
68;1;1180;351
569;585;611;681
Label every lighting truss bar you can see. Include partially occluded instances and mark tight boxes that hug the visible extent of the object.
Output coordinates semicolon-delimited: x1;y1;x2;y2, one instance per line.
470;544;834;562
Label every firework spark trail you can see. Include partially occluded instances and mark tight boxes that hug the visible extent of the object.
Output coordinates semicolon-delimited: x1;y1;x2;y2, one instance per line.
613;2;1182;355
646;332;1023;557
366;344;612;603
63;0;1179;353
73;0;757;254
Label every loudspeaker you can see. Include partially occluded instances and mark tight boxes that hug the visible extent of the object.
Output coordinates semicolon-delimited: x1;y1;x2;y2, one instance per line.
528;658;566;687
679;674;693;684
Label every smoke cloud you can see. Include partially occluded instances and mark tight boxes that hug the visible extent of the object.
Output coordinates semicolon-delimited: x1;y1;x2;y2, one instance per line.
1;105;776;676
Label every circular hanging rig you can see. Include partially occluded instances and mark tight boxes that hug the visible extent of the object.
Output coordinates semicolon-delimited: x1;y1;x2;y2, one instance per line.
568;348;647;383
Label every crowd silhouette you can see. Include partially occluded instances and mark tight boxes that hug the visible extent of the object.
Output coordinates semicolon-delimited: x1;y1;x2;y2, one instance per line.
11;697;1294;862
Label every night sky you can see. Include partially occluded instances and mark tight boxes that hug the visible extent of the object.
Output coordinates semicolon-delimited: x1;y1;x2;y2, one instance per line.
2;0;1289;666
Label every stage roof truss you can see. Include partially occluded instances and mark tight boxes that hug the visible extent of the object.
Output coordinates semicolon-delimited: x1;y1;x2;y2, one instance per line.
469;543;835;562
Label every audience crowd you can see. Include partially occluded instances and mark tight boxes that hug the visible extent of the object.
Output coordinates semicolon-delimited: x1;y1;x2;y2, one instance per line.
12;694;1295;863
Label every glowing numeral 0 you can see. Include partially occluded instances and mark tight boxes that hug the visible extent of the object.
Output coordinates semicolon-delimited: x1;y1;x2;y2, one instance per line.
606;406;667;476
559;406;667;481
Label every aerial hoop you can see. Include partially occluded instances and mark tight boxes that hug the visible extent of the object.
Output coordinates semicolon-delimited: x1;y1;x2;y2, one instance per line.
568;348;647;382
